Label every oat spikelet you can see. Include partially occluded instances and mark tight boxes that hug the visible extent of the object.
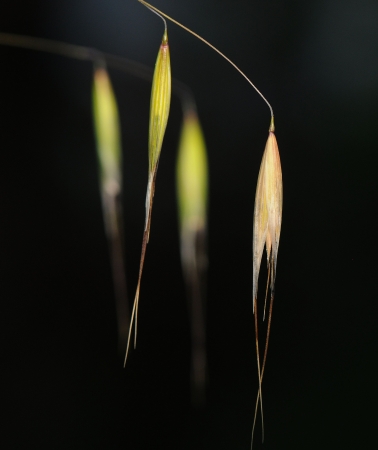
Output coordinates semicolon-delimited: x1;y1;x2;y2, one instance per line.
93;67;122;200
93;67;129;354
177;108;208;405
253;119;282;309
177;109;208;255
124;29;171;366
251;118;283;446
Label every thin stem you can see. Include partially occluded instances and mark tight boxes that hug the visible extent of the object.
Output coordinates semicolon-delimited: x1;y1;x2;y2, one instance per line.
182;227;208;406
124;169;156;367
261;295;274;378
102;191;130;356
263;258;271;321
0;32;101;61
251;291;274;448
253;297;264;444
138;0;274;121
141;2;167;31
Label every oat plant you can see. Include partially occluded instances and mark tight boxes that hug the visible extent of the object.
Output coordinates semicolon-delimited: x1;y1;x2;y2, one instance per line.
138;1;284;444
1;1;283;444
93;65;129;354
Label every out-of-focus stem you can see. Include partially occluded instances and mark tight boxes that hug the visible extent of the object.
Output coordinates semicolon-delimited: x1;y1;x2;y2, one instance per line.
102;192;130;355
182;227;208;406
0;32;195;110
138;0;274;121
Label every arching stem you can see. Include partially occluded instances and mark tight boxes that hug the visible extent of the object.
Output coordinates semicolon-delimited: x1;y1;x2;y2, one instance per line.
138;0;274;123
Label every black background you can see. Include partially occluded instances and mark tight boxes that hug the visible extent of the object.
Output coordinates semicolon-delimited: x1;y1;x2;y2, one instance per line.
1;0;378;449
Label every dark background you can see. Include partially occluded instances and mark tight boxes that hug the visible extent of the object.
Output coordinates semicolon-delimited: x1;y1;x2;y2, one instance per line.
1;0;378;448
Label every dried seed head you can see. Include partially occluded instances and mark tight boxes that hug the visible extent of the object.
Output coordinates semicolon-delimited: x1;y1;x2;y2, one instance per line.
148;29;171;175
252;127;282;310
92;67;122;197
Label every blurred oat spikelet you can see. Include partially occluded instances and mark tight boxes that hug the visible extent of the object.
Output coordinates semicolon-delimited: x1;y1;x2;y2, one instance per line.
177;109;208;269
125;29;171;365
252;119;283;309
177;108;208;405
93;66;129;353
93;67;122;202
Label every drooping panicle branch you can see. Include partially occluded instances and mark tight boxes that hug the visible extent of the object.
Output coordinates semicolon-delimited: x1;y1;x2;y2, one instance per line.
138;0;274;122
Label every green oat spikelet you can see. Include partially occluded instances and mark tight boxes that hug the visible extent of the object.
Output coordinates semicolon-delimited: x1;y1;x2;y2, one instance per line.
177;108;208;405
144;28;171;241
93;67;122;198
93;66;129;354
124;28;171;366
148;29;171;175
177;109;208;247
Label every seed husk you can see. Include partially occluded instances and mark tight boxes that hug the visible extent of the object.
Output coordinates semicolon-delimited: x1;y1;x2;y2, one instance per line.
124;29;171;366
251;119;283;445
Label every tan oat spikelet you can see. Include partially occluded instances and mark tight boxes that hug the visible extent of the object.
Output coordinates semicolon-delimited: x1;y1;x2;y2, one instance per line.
251;118;282;445
253;119;282;311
